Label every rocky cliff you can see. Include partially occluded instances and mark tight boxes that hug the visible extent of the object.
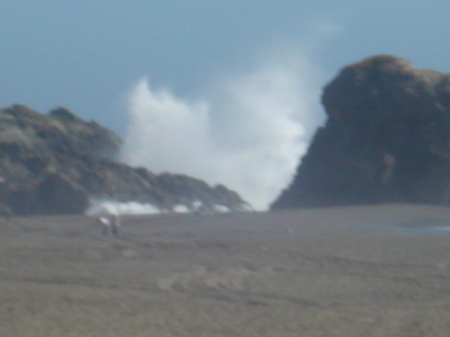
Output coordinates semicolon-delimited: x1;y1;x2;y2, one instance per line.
0;105;250;215
271;55;450;209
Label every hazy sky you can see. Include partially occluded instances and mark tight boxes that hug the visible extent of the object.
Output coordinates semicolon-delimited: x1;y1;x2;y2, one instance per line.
2;1;449;132
2;1;450;208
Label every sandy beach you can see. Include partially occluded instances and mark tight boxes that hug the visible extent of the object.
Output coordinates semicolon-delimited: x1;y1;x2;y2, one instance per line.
1;204;450;336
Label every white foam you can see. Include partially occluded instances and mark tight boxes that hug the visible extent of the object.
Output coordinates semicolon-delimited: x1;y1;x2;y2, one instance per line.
173;204;190;213
213;205;230;213
192;200;203;210
86;199;161;216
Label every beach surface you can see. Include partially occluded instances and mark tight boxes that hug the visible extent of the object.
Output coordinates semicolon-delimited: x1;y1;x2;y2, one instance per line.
2;204;450;336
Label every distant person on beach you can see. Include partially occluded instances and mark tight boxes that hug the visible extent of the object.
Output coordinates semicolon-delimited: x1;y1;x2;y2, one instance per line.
98;216;111;236
111;214;120;237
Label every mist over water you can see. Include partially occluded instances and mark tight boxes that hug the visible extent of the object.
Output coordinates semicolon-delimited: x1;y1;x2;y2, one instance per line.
120;48;327;210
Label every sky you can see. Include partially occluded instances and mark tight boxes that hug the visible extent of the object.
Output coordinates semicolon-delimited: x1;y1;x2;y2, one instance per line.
2;1;450;209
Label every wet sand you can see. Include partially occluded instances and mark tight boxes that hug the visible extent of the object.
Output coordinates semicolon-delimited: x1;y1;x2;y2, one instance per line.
1;204;450;336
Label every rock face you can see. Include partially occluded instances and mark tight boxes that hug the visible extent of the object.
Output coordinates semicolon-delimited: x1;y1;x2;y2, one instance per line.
0;105;249;215
271;55;450;209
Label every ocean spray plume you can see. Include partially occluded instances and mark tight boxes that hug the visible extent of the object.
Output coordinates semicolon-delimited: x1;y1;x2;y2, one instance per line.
120;49;326;210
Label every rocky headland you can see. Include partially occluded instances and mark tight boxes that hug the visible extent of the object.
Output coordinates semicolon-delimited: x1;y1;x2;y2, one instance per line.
272;55;450;209
0;105;249;215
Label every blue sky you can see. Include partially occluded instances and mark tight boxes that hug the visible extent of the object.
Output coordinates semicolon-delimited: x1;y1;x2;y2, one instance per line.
2;1;450;208
2;1;450;133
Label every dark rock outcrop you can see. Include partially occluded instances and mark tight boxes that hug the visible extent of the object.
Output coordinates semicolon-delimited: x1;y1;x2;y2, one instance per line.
271;55;450;209
0;105;249;215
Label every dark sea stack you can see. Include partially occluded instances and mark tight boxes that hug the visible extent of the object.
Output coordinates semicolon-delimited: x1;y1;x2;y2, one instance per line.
271;55;450;210
0;105;249;215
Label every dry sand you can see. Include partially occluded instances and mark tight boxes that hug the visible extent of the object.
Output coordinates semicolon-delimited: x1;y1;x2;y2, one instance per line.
2;204;450;336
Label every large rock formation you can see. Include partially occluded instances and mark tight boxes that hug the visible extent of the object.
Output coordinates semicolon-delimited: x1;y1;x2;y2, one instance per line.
0;105;249;215
272;55;450;209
